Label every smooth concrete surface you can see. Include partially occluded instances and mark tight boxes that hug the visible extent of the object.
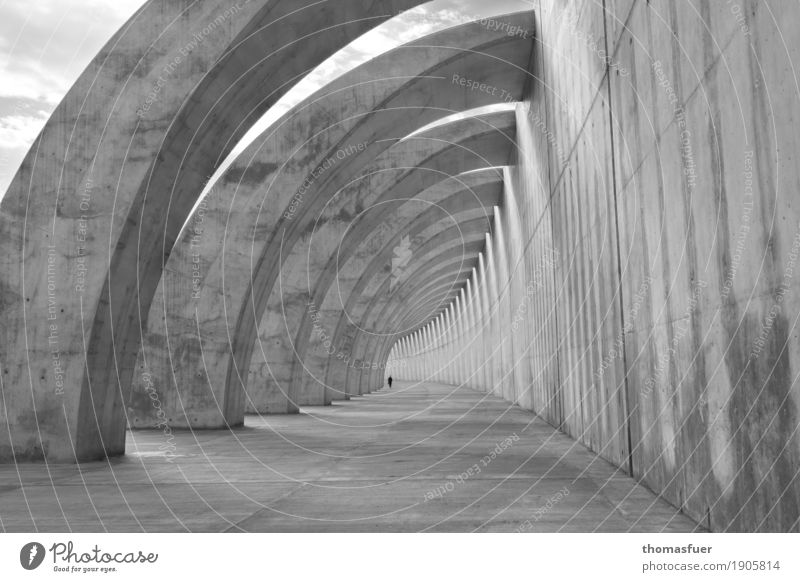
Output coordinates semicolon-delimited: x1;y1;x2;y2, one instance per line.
398;0;800;533
1;0;797;536
0;0;430;463
289;116;515;406
129;16;533;431
0;383;697;532
314;170;502;400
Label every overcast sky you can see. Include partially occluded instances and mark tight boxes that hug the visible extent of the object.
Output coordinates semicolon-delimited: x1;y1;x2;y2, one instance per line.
0;0;532;195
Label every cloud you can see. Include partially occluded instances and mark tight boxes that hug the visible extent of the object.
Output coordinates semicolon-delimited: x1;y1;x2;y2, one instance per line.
0;0;146;193
1;0;534;197
0;110;49;149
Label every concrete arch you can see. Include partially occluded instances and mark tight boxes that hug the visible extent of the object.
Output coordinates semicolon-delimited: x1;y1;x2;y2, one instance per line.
358;259;478;391
287;184;500;403
0;0;432;462
346;253;480;394
129;13;534;429
283;112;516;405
3;0;797;535
228;16;534;425
347;242;493;393
255;110;515;408
316;221;493;398
321;210;497;396
326;197;503;394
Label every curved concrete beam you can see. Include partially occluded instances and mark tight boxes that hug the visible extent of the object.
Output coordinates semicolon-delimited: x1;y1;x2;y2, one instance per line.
282;115;514;405
129;14;534;430
321;212;497;395
255;123;509;407
328;216;494;396
346;248;486;393
299;215;493;401
0;0;433;462
353;261;477;394
354;239;501;392
229;17;533;419
269;183;497;404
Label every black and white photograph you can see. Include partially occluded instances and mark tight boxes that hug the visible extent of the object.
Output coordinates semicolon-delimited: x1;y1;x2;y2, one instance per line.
0;0;798;579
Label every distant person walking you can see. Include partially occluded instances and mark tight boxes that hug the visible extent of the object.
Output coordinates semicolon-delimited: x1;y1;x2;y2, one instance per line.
388;376;393;388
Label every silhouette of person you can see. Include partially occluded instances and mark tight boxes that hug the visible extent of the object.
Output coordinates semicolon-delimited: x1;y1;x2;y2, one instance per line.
388;376;393;388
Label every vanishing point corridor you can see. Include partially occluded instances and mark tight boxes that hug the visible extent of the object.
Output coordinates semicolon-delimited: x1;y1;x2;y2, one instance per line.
0;383;695;532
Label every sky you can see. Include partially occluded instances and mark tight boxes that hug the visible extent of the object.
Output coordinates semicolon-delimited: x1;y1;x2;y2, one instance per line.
0;0;533;195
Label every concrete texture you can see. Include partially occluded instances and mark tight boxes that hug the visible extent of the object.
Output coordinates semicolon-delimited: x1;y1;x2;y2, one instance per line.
399;0;800;533
1;0;797;535
288;112;516;407
314;170;503;402
0;382;696;532
0;0;431;463
129;15;534;431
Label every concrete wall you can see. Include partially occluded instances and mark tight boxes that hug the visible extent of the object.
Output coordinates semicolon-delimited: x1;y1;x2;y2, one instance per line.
398;0;800;532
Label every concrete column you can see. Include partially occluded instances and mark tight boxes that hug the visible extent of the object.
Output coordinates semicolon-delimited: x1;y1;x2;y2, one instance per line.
457;290;469;385
453;295;464;385
492;212;515;402
484;233;505;398
465;277;479;390
430;320;439;381
445;307;455;384
501;168;531;408
477;254;493;393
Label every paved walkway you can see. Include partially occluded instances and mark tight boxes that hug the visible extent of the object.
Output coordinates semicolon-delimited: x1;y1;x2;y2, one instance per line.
0;382;698;532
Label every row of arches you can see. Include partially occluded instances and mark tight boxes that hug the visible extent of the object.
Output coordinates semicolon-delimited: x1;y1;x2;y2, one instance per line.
0;2;534;462
2;0;799;533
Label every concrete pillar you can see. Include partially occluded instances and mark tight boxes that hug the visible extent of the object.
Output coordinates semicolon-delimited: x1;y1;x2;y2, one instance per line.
501;167;531;408
453;296;464;384
477;254;493;393
465;277;479;390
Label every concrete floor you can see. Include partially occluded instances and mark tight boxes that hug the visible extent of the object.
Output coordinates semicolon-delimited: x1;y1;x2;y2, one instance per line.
0;382;698;532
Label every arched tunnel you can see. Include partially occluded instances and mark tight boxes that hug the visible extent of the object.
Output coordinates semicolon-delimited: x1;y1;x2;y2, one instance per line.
0;0;798;535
